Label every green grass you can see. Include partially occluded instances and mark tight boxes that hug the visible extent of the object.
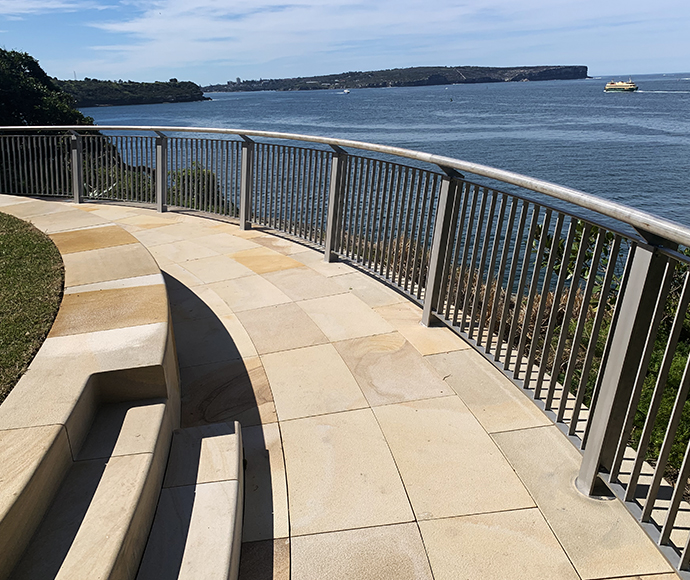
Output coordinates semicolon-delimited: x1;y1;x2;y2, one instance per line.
0;211;63;404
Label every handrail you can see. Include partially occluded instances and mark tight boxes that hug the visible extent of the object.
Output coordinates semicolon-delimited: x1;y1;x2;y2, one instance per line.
2;124;690;248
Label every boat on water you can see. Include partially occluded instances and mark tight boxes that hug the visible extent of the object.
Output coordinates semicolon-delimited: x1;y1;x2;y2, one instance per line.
605;79;638;92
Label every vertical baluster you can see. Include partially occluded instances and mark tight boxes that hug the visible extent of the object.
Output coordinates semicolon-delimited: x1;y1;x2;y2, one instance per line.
540;224;592;409
462;188;494;333
513;209;553;380
504;205;541;371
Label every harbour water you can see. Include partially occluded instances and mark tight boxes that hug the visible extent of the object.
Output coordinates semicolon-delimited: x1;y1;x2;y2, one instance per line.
82;73;690;227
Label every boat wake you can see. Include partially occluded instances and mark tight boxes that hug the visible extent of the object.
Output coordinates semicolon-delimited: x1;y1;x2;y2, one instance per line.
638;90;690;94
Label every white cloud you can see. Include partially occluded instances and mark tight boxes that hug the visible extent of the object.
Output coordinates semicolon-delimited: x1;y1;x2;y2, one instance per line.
16;0;690;81
0;0;106;15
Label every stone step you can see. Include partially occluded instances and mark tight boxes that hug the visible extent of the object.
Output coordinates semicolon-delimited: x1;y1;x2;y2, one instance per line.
136;422;244;580
9;399;172;580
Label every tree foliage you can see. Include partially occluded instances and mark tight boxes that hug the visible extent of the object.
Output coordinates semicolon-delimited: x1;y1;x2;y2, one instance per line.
0;49;93;126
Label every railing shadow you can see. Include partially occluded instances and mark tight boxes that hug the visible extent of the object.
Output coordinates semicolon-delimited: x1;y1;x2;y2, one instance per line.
162;272;277;579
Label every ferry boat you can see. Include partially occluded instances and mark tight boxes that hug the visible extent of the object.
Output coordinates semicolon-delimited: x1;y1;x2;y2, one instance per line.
604;79;638;92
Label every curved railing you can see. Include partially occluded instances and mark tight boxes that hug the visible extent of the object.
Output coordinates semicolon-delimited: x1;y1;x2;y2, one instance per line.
3;125;690;571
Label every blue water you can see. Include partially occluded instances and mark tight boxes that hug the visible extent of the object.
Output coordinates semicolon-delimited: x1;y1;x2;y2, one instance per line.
82;73;690;227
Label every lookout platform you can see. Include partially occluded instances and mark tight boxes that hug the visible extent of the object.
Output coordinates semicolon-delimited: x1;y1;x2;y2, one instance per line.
0;195;679;580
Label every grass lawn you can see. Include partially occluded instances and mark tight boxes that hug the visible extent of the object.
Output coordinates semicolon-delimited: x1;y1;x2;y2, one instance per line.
0;211;63;404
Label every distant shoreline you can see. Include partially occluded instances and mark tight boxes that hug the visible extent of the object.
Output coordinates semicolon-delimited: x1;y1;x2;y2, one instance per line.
203;65;588;93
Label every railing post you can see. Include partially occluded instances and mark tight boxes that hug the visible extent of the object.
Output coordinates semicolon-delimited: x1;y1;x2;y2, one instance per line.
239;136;254;230
422;169;461;326
69;132;83;204
576;240;673;495
155;132;168;213
324;145;347;263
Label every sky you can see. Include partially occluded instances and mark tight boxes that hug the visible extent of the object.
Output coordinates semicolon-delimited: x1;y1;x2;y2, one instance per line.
0;0;688;85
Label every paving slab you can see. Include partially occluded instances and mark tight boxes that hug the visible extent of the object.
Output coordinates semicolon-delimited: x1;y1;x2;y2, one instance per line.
29;208;108;233
48;284;168;337
181;254;255;283
261;344;368;421
280;408;413;536
172;316;244;369
418;508;579;580
291;250;354;277
236;302;329;354
50;224;137;254
375;301;470;355
192;232;260;254
335;332;451;406
493;425;674;579
262;267;345;301
62;243;159;287
242;423;290;541
426;349;552;433
251;234;308;255
331;271;408;307
148;240;219;264
374;396;534;519
209;275;292;312
298;292;394;342
291;523;433;580
230;247;304;274
179;358;274;428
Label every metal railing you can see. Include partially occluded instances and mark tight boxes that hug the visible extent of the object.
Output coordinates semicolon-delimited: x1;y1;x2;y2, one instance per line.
2;125;690;574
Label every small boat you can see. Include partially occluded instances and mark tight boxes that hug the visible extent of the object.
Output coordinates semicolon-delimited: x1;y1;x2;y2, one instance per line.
605;79;638;92
343;89;350;94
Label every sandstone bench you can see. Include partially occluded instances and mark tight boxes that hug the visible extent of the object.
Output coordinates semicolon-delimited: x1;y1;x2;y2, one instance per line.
0;208;243;580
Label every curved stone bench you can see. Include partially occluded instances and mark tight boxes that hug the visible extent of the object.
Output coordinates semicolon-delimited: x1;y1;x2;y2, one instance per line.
0;207;180;580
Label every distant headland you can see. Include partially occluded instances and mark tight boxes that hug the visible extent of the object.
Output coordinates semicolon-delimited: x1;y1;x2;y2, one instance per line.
56;78;209;108
203;65;588;93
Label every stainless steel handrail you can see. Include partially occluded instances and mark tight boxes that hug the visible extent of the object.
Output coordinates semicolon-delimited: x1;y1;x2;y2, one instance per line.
2;124;689;247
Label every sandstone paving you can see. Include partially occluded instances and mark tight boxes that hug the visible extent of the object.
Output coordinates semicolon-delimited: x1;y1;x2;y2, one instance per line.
418;508;580;580
62;243;159;287
298;292;394;341
236;303;328;355
209;275;292;312
280;408;414;536
330;271;408;308
374;396;535;520
427;348;553;433
179;254;255;284
230;246;304;275
262;267;345;301
148;239;219;264
374;301;470;356
493;425;675;579
7;200;678;580
261;344;368;421
335;331;452;406
50;224;137;254
290;523;433;580
179;358;275;428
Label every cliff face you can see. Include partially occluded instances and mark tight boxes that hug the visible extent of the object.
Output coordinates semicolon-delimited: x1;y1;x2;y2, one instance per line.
203;65;588;92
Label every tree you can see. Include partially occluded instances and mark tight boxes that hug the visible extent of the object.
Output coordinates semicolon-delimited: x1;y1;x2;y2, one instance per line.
0;49;93;126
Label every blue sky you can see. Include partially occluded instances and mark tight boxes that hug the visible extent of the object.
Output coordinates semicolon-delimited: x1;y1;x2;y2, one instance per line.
0;0;688;84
